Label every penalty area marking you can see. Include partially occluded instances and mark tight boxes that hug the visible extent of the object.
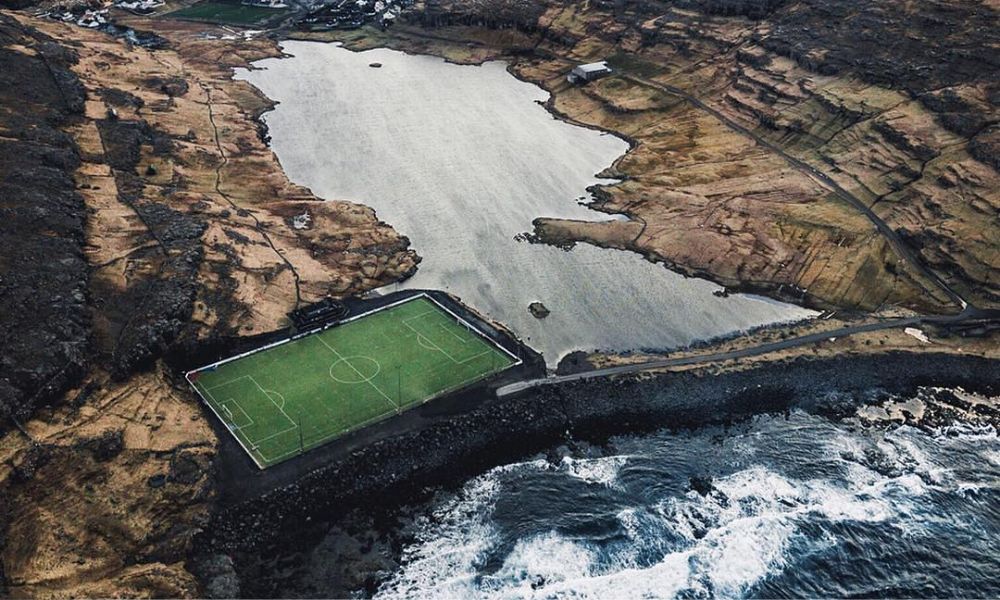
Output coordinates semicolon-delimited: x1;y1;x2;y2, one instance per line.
416;334;437;351
405;318;491;365
264;388;287;409
219;399;254;430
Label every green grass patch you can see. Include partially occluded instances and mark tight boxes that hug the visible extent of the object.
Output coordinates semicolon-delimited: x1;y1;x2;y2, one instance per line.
188;296;517;468
606;52;666;79
166;1;290;26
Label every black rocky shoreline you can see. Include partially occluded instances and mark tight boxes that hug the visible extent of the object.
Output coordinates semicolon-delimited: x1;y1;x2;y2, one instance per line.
191;349;998;597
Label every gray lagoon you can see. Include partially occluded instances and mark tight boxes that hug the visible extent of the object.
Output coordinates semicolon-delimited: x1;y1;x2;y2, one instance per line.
236;42;815;365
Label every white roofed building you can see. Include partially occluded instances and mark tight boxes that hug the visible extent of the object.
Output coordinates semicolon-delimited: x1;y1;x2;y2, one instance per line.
567;61;613;84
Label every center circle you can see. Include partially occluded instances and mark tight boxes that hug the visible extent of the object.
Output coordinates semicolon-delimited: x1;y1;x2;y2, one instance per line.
329;356;381;384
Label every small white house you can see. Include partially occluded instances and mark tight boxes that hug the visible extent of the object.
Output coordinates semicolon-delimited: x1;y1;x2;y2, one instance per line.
567;61;612;84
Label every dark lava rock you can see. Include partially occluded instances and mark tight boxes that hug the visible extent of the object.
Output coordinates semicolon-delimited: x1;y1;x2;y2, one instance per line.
10;444;53;483
970;124;1000;171
88;110;208;379
168;450;208;485
191;554;241;599
528;301;550;318
145;75;189;98
689;475;714;496
753;0;1000;96
76;430;125;462
0;15;91;426
679;0;788;19
555;350;594;375
97;87;145;109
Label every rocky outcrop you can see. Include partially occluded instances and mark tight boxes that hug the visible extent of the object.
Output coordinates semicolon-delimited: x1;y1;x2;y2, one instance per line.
754;0;999;95
0;14;90;425
92;116;207;378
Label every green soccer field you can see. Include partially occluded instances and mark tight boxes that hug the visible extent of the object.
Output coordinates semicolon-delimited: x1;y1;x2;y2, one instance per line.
187;296;518;468
166;1;290;26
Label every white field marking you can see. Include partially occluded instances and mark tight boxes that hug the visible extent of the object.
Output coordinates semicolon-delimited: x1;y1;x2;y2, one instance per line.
403;350;510;410
185;292;521;381
186;294;439;377
261;348;509;465
184;293;520;469
239;374;299;462
219;399;255;430
415;334;438;352
190;379;266;470
403;317;492;365
438;322;472;345
248;375;296;427
247;422;299;448
404;319;454;361
329;355;382;384
416;295;522;365
204;374;253;392
261;404;403;464
242;352;510;465
265;388;288;409
400;308;438;325
315;336;399;411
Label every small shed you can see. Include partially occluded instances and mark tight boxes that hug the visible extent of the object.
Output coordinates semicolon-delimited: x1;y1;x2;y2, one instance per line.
567;61;613;84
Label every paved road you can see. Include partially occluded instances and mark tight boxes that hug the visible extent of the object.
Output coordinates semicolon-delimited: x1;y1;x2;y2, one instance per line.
496;309;998;397
620;74;970;312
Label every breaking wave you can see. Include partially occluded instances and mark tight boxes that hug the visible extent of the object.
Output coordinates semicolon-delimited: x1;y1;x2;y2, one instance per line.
374;400;1000;599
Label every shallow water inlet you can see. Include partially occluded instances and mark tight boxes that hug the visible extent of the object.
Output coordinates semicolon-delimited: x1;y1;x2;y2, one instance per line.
236;42;815;364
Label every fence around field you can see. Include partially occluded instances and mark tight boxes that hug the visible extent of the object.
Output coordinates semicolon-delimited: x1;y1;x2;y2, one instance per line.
185;292;523;469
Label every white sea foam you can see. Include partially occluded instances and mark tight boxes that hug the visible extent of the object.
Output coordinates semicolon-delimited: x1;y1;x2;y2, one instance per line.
559;455;629;488
376;458;548;599
886;433;950;485
377;457;936;600
375;406;1000;600
481;532;596;594
932;423;997;442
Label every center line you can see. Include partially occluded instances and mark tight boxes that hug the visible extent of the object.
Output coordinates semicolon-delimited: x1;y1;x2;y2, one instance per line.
316;335;399;410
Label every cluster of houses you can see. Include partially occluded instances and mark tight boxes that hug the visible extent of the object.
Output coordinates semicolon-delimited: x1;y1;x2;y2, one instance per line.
43;0;162;27
43;4;109;28
116;0;164;14
300;0;411;30
241;0;289;9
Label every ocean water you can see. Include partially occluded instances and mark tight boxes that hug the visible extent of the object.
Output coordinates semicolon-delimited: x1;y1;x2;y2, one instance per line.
355;395;1000;599
235;42;815;365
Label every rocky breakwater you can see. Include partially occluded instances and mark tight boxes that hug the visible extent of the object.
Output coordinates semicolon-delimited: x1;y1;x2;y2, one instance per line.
196;350;998;597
